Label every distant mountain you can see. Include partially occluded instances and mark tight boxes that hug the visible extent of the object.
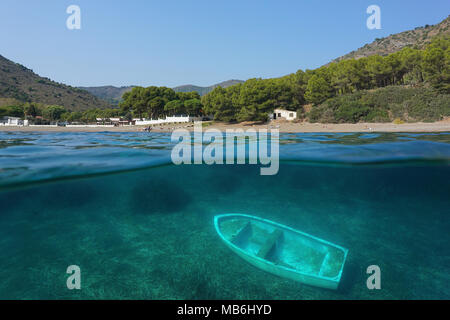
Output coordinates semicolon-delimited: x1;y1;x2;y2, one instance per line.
0;55;110;111
173;80;245;96
80;80;245;104
332;15;450;63
78;85;135;105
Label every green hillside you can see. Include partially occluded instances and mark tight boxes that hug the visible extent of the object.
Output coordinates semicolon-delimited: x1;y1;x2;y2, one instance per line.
0;55;110;111
200;35;450;123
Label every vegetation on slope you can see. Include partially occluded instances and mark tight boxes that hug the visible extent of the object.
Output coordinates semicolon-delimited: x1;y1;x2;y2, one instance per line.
201;36;450;123
332;15;449;63
0;55;110;111
309;86;450;123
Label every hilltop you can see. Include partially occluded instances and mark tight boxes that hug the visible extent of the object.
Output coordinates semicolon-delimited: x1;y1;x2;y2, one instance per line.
173;80;244;96
78;85;135;105
0;55;110;111
332;15;450;63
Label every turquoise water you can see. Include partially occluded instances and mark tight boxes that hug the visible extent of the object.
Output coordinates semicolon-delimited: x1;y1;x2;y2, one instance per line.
0;131;449;299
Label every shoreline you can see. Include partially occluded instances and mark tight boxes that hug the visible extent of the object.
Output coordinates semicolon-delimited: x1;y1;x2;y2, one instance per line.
0;120;449;133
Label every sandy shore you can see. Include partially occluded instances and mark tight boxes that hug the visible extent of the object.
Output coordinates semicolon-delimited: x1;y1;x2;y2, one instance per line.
200;120;450;133
1;120;449;133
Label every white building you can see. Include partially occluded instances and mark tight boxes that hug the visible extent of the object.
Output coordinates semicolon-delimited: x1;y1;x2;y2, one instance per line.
270;109;297;121
102;118;135;126
135;115;202;126
0;117;28;126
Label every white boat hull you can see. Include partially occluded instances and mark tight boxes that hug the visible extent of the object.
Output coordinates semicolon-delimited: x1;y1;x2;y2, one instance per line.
214;214;348;290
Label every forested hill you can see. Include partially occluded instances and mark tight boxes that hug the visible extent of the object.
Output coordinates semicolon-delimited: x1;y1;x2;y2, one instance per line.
332;15;450;63
0;55;110;111
200;35;450;124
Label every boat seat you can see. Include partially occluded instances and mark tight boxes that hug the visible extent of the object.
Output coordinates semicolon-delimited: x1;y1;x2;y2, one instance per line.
230;221;251;244
318;252;330;276
274;260;295;270
257;229;283;259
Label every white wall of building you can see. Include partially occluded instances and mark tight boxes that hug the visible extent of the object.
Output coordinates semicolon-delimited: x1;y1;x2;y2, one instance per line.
0;117;28;126
66;125;115;128
270;109;297;121
135;115;202;126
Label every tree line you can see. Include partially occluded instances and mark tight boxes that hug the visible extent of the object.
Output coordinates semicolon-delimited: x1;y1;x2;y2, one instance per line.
0;102;121;124
0;87;204;123
119;87;203;120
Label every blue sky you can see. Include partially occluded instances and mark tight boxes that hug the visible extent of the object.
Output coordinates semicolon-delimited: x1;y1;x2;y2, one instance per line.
0;0;448;87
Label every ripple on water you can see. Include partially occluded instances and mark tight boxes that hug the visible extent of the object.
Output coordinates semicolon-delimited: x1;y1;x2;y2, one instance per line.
0;131;449;189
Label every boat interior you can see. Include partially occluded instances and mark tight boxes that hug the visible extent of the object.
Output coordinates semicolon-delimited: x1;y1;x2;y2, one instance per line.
219;217;345;279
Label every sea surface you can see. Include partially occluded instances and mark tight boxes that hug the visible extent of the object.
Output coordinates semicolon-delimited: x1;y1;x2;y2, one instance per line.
0;131;449;299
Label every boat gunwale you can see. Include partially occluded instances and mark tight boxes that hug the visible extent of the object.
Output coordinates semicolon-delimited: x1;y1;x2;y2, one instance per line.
214;213;349;283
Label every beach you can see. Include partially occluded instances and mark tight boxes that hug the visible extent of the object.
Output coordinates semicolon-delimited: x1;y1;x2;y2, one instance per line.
1;119;449;133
